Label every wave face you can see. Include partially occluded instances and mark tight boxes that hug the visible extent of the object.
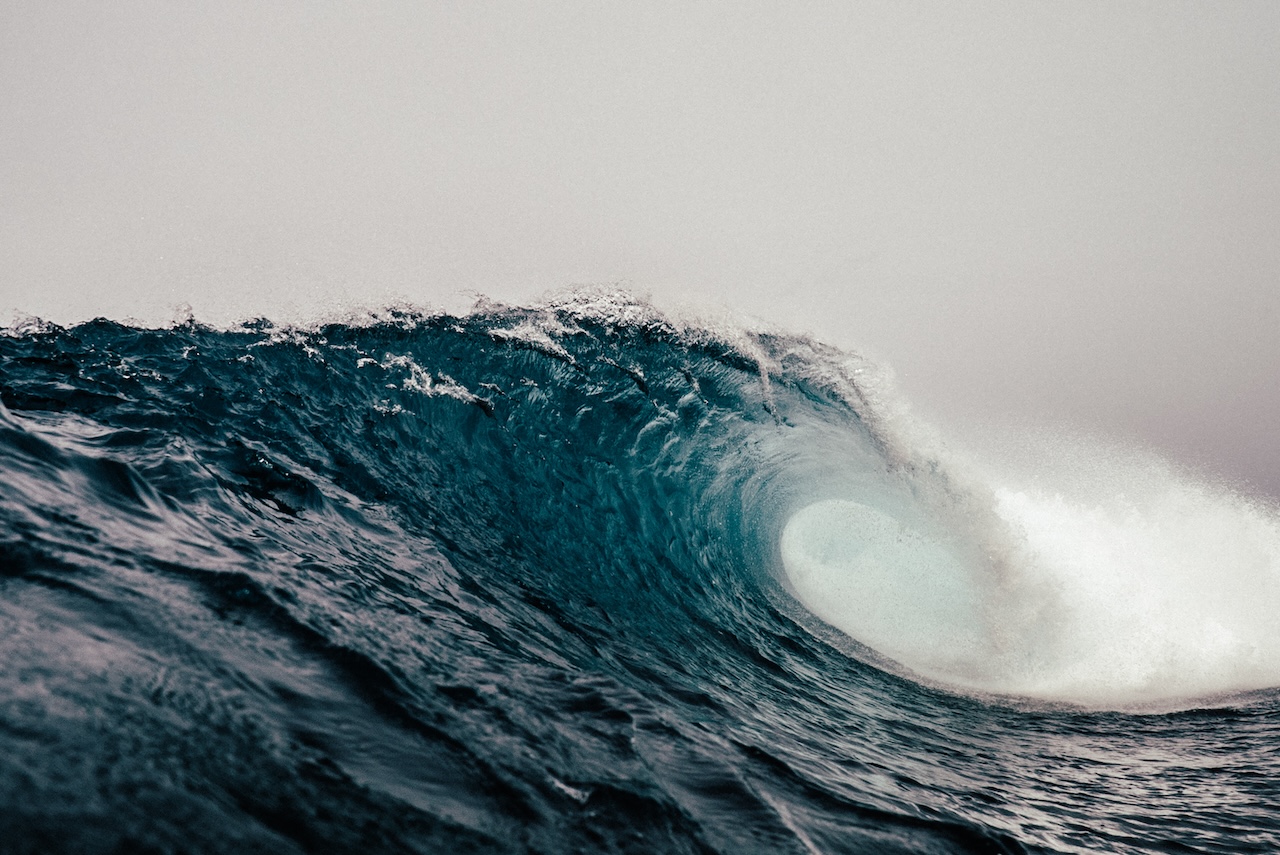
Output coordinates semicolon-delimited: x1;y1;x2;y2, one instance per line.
1;292;1278;854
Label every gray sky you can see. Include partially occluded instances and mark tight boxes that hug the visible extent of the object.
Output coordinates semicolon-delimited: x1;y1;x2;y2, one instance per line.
2;2;1278;493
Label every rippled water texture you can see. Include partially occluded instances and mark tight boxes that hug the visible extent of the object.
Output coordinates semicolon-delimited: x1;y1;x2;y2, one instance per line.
1;293;1277;853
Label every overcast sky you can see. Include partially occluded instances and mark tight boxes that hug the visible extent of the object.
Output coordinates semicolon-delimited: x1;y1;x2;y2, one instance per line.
2;2;1278;493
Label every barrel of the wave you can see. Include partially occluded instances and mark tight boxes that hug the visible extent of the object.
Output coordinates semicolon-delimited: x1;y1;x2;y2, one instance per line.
780;498;991;685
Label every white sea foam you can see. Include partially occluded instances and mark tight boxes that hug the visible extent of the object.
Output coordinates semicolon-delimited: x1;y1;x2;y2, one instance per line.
782;427;1280;710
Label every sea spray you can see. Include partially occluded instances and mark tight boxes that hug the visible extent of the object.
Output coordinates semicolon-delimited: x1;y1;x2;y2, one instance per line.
781;415;1280;708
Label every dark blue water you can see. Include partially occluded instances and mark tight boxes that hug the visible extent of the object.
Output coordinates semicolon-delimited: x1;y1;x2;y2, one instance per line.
1;293;1276;854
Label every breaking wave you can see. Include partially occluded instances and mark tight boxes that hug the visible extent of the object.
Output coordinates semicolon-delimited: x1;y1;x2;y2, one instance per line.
1;291;1277;854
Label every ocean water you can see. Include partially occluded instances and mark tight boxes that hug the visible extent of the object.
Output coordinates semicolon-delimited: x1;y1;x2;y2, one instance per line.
1;291;1276;854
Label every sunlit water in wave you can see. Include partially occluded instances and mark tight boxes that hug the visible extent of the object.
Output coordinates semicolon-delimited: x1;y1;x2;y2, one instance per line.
1;291;1277;854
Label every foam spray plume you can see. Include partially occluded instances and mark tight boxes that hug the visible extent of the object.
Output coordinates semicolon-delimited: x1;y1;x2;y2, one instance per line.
781;413;1280;710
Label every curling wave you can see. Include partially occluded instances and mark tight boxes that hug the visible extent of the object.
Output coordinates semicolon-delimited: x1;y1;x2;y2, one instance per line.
1;291;1278;854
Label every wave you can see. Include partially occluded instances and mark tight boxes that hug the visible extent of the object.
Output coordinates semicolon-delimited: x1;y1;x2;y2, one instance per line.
1;290;1277;853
